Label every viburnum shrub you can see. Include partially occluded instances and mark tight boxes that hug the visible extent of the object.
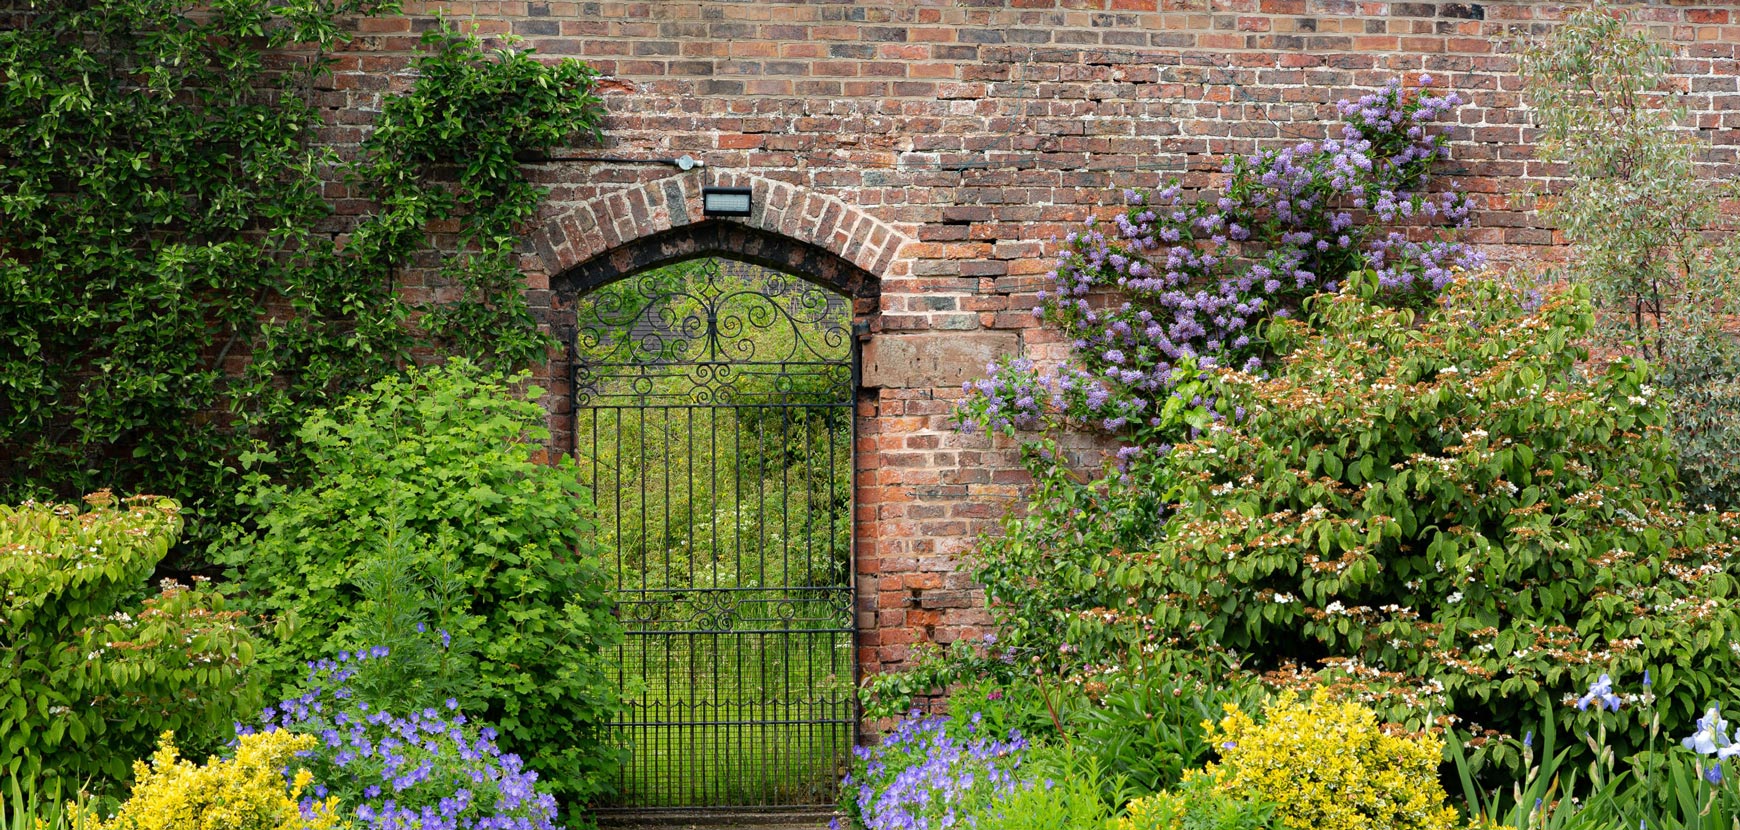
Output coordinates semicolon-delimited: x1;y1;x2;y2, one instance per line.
1082;273;1740;768
958;77;1476;442
0;493;257;790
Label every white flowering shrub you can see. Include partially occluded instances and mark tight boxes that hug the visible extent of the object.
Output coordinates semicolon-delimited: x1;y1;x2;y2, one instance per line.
1052;274;1740;772
0;492;259;792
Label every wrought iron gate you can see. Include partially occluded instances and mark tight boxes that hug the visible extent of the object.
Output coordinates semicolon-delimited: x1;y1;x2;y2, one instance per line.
571;258;856;810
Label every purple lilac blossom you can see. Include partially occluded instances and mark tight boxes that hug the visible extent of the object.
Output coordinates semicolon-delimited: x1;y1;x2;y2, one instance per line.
958;77;1480;453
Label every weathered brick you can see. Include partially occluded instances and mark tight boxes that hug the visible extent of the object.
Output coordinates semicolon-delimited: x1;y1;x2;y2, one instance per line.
311;0;1740;685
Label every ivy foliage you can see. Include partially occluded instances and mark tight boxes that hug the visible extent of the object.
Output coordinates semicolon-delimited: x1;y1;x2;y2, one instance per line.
0;0;603;551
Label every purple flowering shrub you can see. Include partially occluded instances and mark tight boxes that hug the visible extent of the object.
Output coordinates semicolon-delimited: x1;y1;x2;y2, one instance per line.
842;714;1032;830
959;78;1478;442
243;648;560;830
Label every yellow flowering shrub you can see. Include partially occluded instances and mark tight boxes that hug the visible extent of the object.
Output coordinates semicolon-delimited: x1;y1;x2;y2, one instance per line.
1115;772;1278;830
96;731;347;830
1199;690;1459;830
1118;789;1192;830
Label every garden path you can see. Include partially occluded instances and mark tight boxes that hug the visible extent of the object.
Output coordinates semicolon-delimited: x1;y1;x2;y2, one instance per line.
597;810;838;830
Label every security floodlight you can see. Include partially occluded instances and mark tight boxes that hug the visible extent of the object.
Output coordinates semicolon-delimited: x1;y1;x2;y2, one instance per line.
702;187;753;217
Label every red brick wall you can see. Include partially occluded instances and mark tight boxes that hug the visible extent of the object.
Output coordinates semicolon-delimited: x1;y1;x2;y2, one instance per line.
315;0;1740;679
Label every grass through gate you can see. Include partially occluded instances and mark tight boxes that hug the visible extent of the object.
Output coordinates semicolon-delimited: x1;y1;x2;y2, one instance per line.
572;259;856;808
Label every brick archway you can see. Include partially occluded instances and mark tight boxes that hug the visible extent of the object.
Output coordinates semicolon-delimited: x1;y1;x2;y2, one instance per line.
550;220;880;307
529;172;912;291
531;168;1025;690
539;187;920;694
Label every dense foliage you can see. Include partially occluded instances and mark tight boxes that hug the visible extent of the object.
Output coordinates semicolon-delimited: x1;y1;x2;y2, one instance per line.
991;274;1740;769
1520;4;1740;509
950;61;1740;785
89;730;345;830
218;360;622;813
0;494;257;790
0;0;603;553
922;40;1740;828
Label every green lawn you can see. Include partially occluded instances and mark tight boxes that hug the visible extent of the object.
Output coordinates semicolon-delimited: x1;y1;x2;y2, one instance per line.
609;621;855;806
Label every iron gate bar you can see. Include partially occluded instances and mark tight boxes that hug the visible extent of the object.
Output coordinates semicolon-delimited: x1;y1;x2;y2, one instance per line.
572;257;856;811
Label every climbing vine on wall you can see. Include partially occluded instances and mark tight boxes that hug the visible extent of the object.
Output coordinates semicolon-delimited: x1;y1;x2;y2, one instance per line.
0;0;603;553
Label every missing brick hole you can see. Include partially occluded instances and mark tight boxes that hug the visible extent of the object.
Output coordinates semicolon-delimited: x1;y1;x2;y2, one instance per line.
1441;3;1485;20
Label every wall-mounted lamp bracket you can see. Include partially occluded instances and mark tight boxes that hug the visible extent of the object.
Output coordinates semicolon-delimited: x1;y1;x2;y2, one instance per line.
514;152;703;171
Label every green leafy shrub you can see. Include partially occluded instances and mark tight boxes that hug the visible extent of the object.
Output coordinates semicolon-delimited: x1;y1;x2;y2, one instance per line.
1083;273;1740;767
1062;656;1266;798
0;494;257;790
1117;775;1279;830
218;359;623;812
1199;690;1458;830
1520;4;1740;509
0;0;603;556
969;756;1120;830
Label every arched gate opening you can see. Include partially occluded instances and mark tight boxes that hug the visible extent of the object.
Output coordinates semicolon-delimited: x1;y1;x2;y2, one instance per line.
558;224;875;813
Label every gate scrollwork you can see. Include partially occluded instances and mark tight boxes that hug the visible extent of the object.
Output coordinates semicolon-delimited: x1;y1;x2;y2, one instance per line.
573;259;852;408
